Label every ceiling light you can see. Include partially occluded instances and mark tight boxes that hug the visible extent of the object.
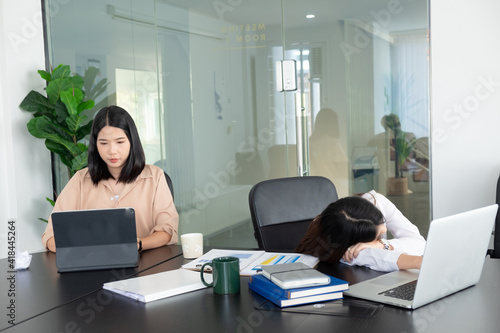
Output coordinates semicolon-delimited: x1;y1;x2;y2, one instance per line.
306;14;316;19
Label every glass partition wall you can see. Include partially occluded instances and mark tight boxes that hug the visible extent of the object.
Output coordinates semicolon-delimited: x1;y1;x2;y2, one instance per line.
45;0;430;247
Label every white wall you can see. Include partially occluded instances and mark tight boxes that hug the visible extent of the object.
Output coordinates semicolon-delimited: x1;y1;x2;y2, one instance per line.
0;0;52;258
3;0;500;255
430;0;500;218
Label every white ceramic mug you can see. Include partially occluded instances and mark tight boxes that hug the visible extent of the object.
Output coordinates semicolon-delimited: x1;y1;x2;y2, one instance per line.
180;233;203;259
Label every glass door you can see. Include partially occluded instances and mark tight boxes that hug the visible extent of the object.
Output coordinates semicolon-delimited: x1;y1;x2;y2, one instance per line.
282;0;431;235
45;0;431;250
152;0;289;246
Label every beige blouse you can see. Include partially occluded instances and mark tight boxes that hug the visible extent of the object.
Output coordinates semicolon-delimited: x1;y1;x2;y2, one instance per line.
41;164;179;249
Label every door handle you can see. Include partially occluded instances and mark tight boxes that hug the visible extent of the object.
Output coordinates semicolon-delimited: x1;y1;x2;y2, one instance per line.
276;60;297;92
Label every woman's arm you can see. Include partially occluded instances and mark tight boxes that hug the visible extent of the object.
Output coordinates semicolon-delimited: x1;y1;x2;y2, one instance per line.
139;231;172;251
41;171;86;251
341;248;422;272
397;254;423;270
46;237;56;252
148;167;179;246
363;191;426;255
47;231;171;253
342;239;393;262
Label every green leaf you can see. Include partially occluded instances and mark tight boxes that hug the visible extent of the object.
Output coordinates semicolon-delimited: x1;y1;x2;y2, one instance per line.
60;90;79;116
78;100;95;113
46;197;55;207
54;100;70;125
384;114;401;131
20;64;100;203
69;74;84;90
51;64;64;73
395;132;417;166
19;91;54;114
51;65;71;80
77;142;88;152
76;120;93;141
45;135;81;156
54;149;73;169
27;117;51;139
27;117;78;155
45;140;71;158
46;78;73;104
66;114;88;133
38;70;52;82
73;88;84;103
71;150;88;172
33;116;72;139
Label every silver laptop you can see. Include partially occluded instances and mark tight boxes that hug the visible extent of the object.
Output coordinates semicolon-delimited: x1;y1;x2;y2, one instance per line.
344;204;497;309
52;207;139;273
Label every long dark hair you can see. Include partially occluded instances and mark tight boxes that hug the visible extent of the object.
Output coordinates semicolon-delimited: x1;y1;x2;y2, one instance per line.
88;106;145;185
295;196;384;263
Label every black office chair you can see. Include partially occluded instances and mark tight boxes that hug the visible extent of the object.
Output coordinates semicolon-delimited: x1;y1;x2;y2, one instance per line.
248;176;338;252
487;174;500;258
153;159;174;201
164;172;174;201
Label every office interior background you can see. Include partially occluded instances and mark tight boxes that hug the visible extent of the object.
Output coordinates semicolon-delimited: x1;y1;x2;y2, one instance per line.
1;0;500;257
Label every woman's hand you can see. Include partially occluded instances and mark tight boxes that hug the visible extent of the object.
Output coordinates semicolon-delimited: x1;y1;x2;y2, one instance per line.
396;254;423;270
46;237;56;252
139;231;171;251
342;239;390;263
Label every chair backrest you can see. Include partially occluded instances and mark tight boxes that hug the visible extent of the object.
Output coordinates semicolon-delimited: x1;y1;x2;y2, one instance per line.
248;176;338;252
489;174;500;258
164;172;174;201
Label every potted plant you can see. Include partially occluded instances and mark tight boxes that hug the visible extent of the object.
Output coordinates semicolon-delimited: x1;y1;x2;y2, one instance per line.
19;64;108;219
384;114;416;195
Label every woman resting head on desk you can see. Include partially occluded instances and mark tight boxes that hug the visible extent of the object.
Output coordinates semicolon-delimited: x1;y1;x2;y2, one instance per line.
296;190;425;272
42;105;179;253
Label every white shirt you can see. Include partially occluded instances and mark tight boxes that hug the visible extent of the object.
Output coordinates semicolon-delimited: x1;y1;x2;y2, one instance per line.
340;190;426;272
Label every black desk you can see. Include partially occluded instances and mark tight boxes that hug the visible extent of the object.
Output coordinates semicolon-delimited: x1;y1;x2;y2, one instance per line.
2;251;499;333
0;245;182;331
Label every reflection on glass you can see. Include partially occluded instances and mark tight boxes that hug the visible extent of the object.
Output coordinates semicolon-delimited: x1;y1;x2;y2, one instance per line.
116;68;163;164
309;108;349;198
45;0;430;250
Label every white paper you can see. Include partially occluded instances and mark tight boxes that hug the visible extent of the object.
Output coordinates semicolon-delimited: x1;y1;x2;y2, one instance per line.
15;250;32;270
181;249;319;276
240;252;319;276
181;249;265;273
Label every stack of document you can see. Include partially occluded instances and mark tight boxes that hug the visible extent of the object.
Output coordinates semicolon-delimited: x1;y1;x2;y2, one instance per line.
248;263;349;308
181;249;319;276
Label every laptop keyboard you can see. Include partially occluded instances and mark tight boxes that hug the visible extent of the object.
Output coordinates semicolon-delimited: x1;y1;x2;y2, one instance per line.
378;280;417;301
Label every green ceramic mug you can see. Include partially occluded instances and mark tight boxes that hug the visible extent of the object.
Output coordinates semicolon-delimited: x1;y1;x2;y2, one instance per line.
200;256;240;294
